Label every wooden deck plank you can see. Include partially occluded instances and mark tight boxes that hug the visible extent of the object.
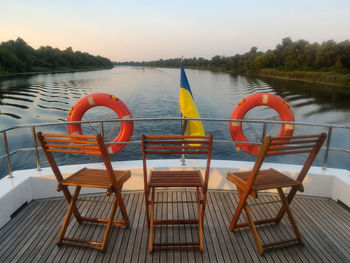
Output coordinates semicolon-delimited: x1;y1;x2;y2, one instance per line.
5;199;60;263
164;191;174;263
264;194;325;262
289;196;342;262
181;190;199;263
159;192;167;263
215;192;247;263
296;197;350;261
93;193;132;263
246;196;280;263
30;199;72;263
0;201;44;251
114;191;140;262
0;191;349;263
121;191;143;263
326;200;350;228
135;192;151;263
46;194;95;263
74;194;111;262
256;194;303;263
152;191;161;263
16;199;67;263
108;192;137;262
0;200;51;262
184;190;207;263
56;195;100;263
208;191;239;262
258;195;295;260
290;197;346;263
206;192;234;262
258;195;309;263
129;191;147;263
0;201;36;242
309;198;350;255
228;192;268;263
219;192;254;263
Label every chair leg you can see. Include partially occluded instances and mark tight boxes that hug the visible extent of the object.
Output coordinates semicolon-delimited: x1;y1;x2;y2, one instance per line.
57;189;130;251
229;189;249;231
277;188;304;246
115;191;130;228
234;189;264;255
57;186;81;245
201;188;207;225
149;188;155;253
243;199;264;255
61;185;82;224
100;193;119;252
275;186;298;223
230;188;304;255
196;188;203;252
145;188;150;228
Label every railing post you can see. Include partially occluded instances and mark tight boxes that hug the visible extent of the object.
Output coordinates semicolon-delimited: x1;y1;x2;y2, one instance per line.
32;126;41;171
323;127;333;170
2;131;13;178
180;114;185;166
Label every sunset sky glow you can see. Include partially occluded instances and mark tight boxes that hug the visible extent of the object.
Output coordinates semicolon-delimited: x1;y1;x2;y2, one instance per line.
1;0;349;62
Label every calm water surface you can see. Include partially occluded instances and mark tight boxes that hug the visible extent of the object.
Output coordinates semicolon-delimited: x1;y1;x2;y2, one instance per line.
1;67;350;178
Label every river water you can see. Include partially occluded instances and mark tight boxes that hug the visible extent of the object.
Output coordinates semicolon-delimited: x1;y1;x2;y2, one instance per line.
1;67;350;178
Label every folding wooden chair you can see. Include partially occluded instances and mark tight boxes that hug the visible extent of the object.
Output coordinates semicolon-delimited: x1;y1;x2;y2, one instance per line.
36;132;130;252
141;135;213;253
227;133;326;255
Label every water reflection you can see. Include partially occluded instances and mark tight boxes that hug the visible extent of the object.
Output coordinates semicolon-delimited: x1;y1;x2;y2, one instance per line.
1;67;350;179
260;77;350;109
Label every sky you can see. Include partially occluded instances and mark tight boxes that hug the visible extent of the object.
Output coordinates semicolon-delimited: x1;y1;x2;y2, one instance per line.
1;0;349;62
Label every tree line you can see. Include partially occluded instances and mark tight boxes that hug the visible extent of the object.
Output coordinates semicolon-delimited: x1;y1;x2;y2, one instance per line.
0;38;113;75
115;37;350;85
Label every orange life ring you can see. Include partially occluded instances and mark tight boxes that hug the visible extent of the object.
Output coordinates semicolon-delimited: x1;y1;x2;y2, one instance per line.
67;93;133;155
230;93;294;155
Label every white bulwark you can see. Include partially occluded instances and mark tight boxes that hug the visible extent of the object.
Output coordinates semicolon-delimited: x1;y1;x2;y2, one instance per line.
0;159;349;229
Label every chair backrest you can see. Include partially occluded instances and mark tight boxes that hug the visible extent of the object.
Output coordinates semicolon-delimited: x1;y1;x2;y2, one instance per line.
141;134;213;188
246;133;327;190
36;132;118;188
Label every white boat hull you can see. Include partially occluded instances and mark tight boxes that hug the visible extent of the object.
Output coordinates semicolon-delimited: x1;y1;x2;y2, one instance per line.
1;159;349;229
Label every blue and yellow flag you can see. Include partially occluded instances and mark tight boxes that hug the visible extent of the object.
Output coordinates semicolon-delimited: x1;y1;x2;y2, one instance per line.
179;62;205;136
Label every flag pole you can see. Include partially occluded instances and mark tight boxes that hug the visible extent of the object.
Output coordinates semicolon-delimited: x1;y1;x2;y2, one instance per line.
180;56;185;166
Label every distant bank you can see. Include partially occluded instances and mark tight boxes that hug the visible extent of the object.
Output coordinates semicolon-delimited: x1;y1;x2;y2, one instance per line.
115;37;350;87
0;67;111;78
252;69;350;87
0;38;113;77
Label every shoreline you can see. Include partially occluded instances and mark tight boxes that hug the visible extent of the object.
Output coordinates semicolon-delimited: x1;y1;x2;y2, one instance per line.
2;65;349;88
116;65;350;87
0;67;112;78
249;72;348;87
252;69;350;88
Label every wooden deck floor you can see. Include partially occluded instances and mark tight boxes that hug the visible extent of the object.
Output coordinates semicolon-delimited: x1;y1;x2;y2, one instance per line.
0;190;349;263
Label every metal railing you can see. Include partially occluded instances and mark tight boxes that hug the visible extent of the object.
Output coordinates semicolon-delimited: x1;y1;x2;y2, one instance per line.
1;117;350;178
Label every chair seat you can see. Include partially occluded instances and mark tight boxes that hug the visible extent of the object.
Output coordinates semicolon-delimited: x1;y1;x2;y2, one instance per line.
62;168;131;189
149;170;203;188
227;168;301;191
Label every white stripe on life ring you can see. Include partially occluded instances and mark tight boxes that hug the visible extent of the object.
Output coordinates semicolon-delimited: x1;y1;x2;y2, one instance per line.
285;124;294;130
262;95;268;104
107;146;114;154
88;96;95;106
231;122;241;127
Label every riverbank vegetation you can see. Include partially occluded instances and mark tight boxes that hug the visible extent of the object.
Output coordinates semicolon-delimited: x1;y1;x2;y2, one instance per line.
0;38;113;76
115;37;350;86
